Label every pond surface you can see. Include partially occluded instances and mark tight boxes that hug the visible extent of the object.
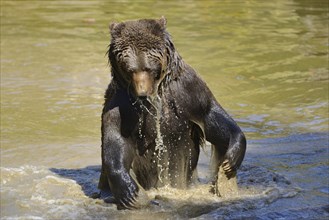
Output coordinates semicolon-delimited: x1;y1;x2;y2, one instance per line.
1;0;328;219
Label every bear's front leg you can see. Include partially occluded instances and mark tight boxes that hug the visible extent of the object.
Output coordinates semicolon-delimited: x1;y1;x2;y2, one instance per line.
201;103;246;197
101;108;149;209
203;101;246;184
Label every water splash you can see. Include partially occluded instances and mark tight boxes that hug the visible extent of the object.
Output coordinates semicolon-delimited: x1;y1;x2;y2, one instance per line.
138;116;143;139
153;97;164;152
147;95;169;184
0;161;309;219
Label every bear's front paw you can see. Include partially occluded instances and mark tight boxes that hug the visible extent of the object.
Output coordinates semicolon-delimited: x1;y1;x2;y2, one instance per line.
117;185;150;210
222;145;244;179
221;158;238;179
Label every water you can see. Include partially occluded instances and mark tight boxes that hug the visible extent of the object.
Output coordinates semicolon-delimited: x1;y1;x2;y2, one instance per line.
1;0;328;219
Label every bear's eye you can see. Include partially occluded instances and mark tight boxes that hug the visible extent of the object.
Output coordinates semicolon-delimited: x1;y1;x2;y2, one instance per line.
125;66;135;75
127;68;134;74
143;67;151;73
154;69;162;80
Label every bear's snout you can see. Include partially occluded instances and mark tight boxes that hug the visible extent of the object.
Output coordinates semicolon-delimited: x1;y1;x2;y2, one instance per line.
132;71;154;97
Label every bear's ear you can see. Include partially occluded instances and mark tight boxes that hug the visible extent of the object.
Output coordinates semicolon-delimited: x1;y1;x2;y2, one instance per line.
109;22;118;32
158;16;167;29
109;22;124;38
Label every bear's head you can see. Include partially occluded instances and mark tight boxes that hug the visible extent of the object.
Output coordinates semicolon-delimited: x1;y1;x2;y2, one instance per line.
108;17;182;99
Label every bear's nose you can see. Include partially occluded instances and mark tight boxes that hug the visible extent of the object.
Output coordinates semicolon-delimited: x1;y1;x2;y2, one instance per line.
136;83;148;96
133;71;153;97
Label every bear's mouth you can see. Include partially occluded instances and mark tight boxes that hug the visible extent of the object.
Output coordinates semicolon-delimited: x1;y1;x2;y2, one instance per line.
137;95;148;100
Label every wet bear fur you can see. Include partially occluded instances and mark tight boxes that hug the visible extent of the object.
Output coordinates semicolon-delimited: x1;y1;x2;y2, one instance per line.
98;17;246;209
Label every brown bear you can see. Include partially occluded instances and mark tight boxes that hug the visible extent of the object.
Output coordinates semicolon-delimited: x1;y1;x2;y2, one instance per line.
98;17;246;209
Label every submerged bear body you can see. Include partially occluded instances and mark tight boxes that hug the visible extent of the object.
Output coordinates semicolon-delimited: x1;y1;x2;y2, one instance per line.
98;17;246;209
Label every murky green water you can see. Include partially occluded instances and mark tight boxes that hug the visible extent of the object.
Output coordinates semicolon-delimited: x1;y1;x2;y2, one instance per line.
1;0;328;219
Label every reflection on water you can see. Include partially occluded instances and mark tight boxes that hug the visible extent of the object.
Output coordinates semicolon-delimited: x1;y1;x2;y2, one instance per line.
1;0;328;219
